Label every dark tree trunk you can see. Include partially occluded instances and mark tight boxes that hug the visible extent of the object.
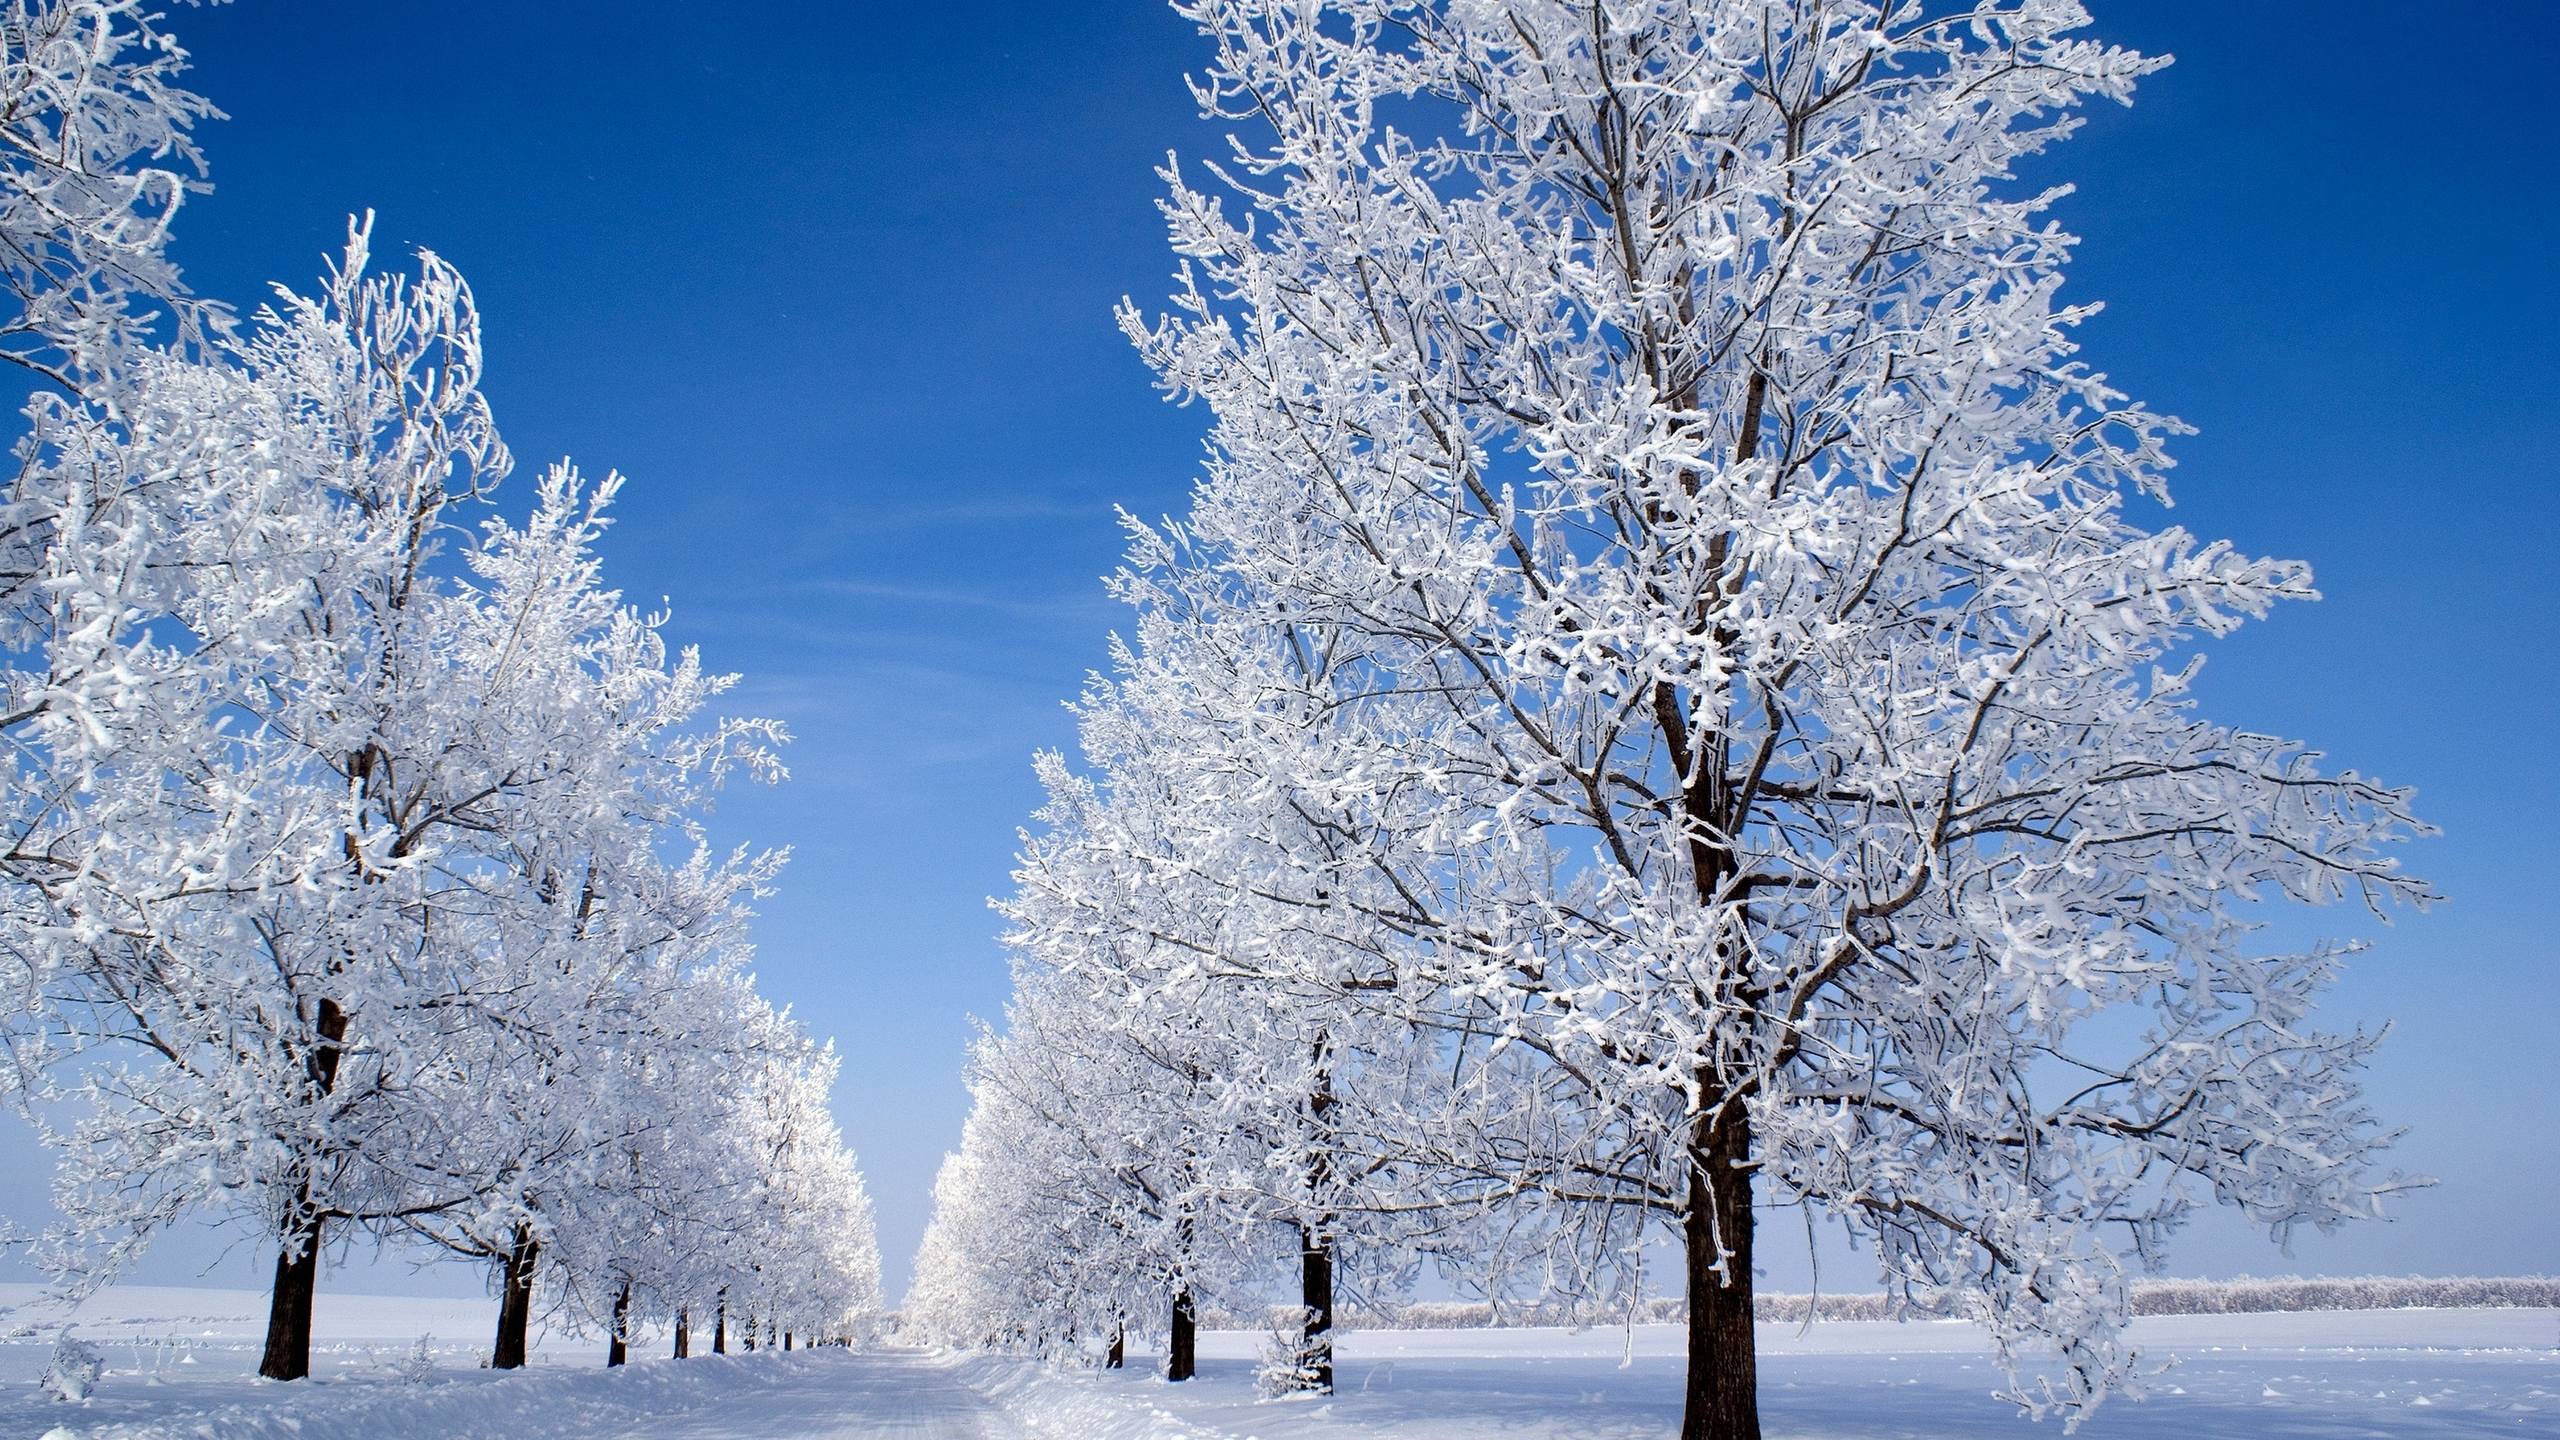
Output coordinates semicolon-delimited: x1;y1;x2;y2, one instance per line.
491;1223;540;1370
1643;357;1767;1440
713;1293;727;1354
258;1205;324;1381
1299;1221;1334;1394
259;995;349;1383
607;1283;630;1367
674;1307;691;1359
1680;1101;1760;1440
1105;1324;1124;1369
742;1315;757;1352
1167;1290;1196;1382
782;1332;792;1352
1168;1213;1198;1383
1295;1043;1337;1394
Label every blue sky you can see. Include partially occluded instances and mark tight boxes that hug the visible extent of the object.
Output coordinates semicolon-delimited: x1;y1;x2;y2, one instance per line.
4;2;2550;1302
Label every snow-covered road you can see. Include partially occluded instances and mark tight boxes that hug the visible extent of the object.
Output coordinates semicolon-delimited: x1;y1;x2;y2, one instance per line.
608;1351;1024;1440
4;1286;2553;1439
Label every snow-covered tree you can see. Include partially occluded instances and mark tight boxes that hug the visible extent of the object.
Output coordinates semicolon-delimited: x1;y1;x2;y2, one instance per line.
7;221;880;1380
366;464;791;1369
905;1100;1040;1348
715;1034;884;1351
952;642;1569;1390
518;967;880;1365
0;0;221;386
18;227;539;1380
1011;2;2436;1436
922;964;1239;1373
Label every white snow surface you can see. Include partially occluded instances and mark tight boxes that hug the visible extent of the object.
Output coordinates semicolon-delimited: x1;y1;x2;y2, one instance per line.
0;1285;2550;1438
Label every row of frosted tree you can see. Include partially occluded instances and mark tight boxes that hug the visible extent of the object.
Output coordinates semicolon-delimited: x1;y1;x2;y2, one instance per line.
0;0;879;1378
910;3;2427;1438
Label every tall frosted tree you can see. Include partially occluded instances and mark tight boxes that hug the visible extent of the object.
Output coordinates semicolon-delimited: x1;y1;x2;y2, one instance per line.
27;230;527;1381
1084;2;2432;1436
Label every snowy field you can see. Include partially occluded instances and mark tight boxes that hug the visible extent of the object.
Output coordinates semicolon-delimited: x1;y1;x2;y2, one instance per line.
0;1284;2551;1438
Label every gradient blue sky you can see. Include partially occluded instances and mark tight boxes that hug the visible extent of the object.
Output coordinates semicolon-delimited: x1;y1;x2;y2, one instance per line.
3;2;2550;1302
